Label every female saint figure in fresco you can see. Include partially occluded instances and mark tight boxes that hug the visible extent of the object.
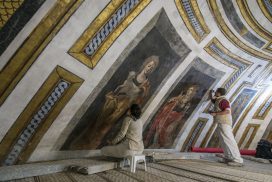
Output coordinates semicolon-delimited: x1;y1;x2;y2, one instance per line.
71;56;159;149
144;84;198;148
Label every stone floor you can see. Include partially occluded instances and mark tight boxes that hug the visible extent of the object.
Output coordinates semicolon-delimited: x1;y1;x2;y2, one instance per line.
3;158;272;182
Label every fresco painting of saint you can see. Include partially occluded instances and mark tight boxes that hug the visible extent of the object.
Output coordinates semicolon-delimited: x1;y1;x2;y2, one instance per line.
144;85;199;148
70;56;159;149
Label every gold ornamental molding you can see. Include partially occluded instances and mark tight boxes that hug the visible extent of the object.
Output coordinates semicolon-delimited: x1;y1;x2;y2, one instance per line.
200;121;217;148
229;81;253;102
205;38;251;66
230;78;269;135
0;0;83;107
204;37;252;92
0;66;84;166
237;0;272;40
175;0;210;43
68;0;151;69
0;0;24;28
181;118;208;151
253;90;272;120
267;130;272;141
207;0;272;61
203;38;252;114
237;0;272;53
254;63;272;87
233;89;263;135
257;0;272;23
238;124;260;149
264;41;272;52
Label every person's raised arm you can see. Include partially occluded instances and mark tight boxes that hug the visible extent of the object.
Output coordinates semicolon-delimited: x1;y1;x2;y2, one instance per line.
209;90;216;103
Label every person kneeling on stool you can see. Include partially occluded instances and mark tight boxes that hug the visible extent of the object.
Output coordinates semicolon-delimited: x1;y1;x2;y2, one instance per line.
101;104;144;158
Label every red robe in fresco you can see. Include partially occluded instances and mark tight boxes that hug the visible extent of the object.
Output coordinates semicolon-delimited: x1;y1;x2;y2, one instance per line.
144;98;188;148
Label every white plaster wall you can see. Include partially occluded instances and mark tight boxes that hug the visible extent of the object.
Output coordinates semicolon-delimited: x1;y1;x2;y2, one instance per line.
0;0;271;163
247;0;272;35
0;0;57;140
219;0;269;57
235;84;272;149
231;0;268;44
30;0;234;160
27;0;272;160
0;0;57;70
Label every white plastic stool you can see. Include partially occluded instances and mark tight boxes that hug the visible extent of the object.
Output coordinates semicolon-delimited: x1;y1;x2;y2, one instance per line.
127;154;147;173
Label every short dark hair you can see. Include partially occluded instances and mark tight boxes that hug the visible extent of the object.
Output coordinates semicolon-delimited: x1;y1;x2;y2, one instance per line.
216;88;227;96
130;104;141;119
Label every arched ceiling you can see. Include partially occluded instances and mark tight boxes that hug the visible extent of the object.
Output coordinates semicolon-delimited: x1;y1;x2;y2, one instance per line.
0;0;271;166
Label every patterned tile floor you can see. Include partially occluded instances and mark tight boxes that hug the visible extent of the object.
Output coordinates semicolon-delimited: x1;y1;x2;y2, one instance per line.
4;159;272;182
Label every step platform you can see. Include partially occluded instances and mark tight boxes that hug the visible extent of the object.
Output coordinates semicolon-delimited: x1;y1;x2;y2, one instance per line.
0;159;117;181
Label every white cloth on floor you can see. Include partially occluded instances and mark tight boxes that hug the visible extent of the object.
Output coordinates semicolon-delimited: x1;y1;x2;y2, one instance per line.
217;123;243;163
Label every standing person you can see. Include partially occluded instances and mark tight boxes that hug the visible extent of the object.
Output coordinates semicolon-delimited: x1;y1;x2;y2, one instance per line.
209;88;243;167
101;104;144;158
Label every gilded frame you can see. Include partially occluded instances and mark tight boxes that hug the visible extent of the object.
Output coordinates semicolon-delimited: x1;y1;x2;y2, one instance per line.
204;38;251;91
267;131;272;141
236;0;272;53
238;124;260;149
0;1;24;28
0;0;83;106
233;88;262;135
207;0;272;61
203;38;252;113
200;121;217;148
257;0;272;22
264;41;272;52
229;82;253;102
0;66;84;165
174;0;210;43
237;0;272;40
253;91;272;120
181;118;208;151
68;0;151;69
